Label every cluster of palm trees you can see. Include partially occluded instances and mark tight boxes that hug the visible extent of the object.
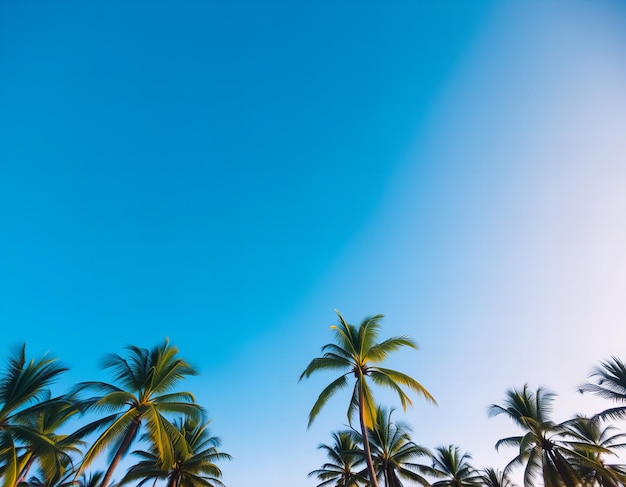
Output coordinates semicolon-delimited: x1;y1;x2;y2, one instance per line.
301;312;626;487
0;340;229;487
5;313;626;487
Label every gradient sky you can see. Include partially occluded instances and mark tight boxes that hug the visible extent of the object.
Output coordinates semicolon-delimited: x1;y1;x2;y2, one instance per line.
2;1;626;486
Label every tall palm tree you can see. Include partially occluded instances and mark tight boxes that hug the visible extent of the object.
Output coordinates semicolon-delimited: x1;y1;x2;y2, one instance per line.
0;344;67;487
429;445;481;487
364;406;432;487
72;339;202;487
579;357;626;421
562;415;626;487
479;468;516;487
300;311;436;487
309;431;367;487
118;416;230;487
488;385;589;487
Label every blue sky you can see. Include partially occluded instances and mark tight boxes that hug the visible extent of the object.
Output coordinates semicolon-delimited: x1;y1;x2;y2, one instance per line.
2;1;626;486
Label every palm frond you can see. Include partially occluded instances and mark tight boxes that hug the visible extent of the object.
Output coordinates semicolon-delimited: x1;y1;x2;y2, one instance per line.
307;374;350;428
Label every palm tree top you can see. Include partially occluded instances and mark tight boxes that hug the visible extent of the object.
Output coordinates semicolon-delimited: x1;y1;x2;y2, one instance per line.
300;310;435;428
579;356;626;421
430;445;481;487
119;415;231;487
97;339;198;398
309;430;366;487
0;344;67;419
488;384;557;435
480;467;517;487
71;339;202;487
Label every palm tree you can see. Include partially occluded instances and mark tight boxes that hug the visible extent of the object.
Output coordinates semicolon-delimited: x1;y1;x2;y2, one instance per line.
479;468;516;487
300;311;436;487
429;445;481;487
118;416;230;487
488;385;586;487
0;344;67;487
579;357;626;421
72;339;202;487
309;431;367;487
13;392;83;486
562;415;626;487
364;406;432;487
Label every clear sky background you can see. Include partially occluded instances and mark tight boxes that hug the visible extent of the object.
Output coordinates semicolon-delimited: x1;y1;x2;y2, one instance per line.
2;1;626;486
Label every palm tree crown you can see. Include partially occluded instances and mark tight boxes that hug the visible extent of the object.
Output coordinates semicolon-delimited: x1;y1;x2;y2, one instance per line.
0;344;67;487
308;431;366;487
579;357;626;421
489;385;586;487
300;311;435;487
562;415;626;487
429;445;481;487
13;392;83;486
479;468;516;487
364;406;432;487
119;416;231;487
72;339;202;487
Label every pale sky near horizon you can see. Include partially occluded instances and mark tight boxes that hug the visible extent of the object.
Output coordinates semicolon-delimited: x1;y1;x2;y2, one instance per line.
2;1;626;487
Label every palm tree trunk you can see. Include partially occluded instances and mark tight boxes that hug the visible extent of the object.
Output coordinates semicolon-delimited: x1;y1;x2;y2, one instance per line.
100;417;141;487
358;383;379;487
16;452;35;486
548;450;579;487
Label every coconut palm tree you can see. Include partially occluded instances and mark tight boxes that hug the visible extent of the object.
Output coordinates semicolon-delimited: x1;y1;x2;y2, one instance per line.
0;345;67;487
71;340;202;487
488;385;586;487
364;406;432;487
118;416;230;487
300;311;436;487
579;357;626;422
479;468;516;487
13;392;83;486
429;445;481;487
562;415;626;487
308;431;366;487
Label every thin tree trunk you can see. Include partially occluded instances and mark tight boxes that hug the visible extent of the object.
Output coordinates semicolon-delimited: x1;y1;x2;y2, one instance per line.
100;417;141;487
16;453;35;486
358;382;379;487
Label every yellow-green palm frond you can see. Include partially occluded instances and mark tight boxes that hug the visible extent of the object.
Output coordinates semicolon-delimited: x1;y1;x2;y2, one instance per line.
307;374;351;428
